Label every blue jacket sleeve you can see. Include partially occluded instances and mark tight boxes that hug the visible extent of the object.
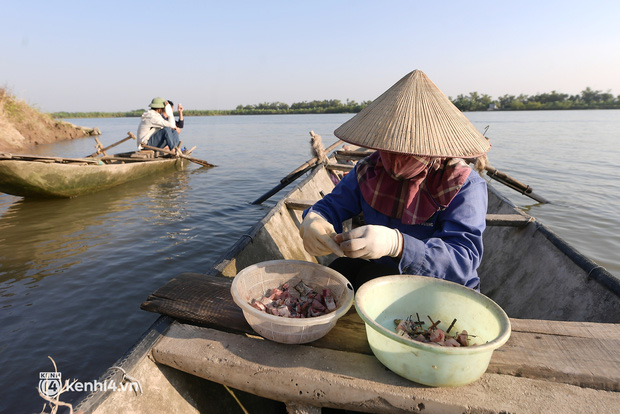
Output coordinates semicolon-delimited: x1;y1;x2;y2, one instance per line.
303;171;362;233
398;173;487;289
303;166;487;289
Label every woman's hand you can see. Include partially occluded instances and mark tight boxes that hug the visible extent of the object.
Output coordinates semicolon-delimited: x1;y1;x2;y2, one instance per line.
299;212;344;257
335;225;403;259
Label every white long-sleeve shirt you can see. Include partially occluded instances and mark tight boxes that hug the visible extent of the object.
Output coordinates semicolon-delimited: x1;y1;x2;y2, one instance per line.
137;109;175;147
164;103;176;129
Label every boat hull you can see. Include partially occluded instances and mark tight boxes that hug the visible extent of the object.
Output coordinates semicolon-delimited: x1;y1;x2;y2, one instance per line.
75;154;620;413
0;157;186;198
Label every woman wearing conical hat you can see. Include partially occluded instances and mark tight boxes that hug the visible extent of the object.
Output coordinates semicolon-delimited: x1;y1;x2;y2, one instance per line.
300;70;490;290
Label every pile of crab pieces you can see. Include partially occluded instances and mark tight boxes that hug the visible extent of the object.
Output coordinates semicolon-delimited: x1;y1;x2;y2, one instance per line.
394;315;476;347
250;280;337;318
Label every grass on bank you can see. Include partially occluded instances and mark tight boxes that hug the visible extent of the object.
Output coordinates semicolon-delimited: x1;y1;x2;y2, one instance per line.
0;86;61;141
0;87;94;150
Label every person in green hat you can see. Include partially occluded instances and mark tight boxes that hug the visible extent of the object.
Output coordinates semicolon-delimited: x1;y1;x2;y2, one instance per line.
137;97;181;153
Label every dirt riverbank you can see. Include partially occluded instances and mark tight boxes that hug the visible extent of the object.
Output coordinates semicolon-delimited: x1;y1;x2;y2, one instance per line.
0;88;99;152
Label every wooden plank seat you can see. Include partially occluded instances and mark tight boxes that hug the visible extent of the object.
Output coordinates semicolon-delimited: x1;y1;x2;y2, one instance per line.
130;150;155;158
141;273;620;393
151;321;619;413
284;199;533;227
335;149;374;158
325;163;355;172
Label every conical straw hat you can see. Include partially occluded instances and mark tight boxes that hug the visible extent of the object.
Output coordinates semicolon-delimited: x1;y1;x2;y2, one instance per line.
334;70;491;158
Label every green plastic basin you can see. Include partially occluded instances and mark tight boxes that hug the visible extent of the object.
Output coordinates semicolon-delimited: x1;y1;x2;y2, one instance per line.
355;275;511;387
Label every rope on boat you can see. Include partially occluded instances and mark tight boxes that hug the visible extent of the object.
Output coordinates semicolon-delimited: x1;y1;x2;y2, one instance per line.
240;234;254;243
310;131;328;164
586;265;607;280
535;222;620;297
111;366;143;396
223;385;250;414
473;154;489;175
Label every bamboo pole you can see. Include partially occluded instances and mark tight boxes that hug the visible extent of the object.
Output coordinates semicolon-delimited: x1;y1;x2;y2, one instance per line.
86;132;136;157
485;165;550;204
251;139;343;205
141;144;216;168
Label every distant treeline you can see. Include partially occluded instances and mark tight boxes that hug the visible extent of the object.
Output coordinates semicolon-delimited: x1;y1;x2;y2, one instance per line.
51;99;371;118
452;87;620;111
51;110;146;118
52;88;620;118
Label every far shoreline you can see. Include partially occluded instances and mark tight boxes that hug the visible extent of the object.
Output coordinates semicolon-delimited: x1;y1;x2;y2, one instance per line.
51;88;620;118
54;106;620;119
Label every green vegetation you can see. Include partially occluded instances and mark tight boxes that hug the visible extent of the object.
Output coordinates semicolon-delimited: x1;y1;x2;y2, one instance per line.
230;99;371;115
0;87;94;151
52;99;372;118
452;87;620;111
51;88;620;118
51;110;145;118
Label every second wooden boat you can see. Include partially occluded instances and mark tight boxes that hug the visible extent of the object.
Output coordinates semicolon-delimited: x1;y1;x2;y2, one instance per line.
0;150;191;198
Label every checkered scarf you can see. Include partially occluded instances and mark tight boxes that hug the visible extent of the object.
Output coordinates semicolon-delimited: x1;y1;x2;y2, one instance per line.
356;152;471;225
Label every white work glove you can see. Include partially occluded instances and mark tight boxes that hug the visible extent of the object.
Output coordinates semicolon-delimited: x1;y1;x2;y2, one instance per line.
300;212;344;257
336;225;403;260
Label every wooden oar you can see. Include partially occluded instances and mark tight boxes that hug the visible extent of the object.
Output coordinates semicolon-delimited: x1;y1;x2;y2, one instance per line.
86;132;136;157
251;139;343;205
485;165;550;204
142;144;216;168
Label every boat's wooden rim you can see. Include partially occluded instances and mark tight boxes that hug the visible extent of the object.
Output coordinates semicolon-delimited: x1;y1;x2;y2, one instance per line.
488;182;620;297
0;153;101;164
74;315;175;412
0;152;179;165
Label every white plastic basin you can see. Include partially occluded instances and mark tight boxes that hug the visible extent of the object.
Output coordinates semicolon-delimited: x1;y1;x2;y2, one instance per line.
231;260;354;344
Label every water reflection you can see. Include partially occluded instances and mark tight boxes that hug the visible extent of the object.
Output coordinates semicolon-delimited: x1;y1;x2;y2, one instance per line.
0;168;196;288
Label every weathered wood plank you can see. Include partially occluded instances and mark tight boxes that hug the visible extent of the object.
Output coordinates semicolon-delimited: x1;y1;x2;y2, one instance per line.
141;273;620;391
325;163;354;172
509;318;620;339
284;199;318;211
129;150;155;159
285;200;533;229
0;153;100;164
335;149;374;158
489;321;620;391
100;156;167;163
152;322;620;413
334;153;369;163
486;213;533;227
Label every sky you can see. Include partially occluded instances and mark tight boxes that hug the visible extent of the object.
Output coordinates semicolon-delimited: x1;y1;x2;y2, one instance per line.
2;0;619;113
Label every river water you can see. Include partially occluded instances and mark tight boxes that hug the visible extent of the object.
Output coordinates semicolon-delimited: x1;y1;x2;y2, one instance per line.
1;111;619;413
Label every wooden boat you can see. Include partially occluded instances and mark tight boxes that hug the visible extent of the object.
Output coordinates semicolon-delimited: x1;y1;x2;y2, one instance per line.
73;142;620;413
0;150;190;198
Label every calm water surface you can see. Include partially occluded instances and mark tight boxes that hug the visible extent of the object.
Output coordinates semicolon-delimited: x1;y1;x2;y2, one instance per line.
1;111;618;413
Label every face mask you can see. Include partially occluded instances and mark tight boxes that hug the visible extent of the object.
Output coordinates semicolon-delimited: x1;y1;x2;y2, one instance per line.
379;151;431;179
